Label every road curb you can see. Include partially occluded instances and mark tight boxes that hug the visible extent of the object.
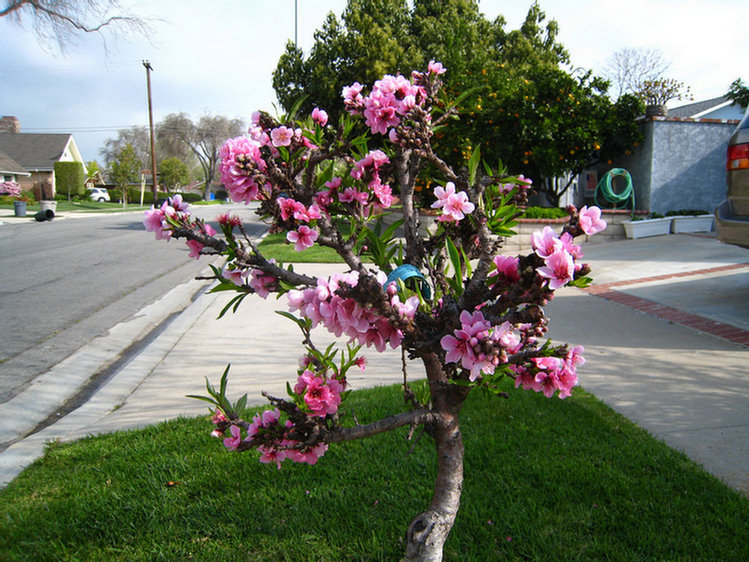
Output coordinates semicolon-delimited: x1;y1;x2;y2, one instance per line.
0;272;214;449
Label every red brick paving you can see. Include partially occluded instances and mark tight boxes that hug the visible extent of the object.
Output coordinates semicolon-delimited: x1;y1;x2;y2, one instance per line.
582;263;749;348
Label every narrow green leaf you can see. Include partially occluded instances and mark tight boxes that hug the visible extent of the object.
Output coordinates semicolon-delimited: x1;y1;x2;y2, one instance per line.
468;145;481;185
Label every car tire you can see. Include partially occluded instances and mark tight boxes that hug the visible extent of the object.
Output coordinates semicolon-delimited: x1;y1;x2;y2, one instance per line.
98;197;106;202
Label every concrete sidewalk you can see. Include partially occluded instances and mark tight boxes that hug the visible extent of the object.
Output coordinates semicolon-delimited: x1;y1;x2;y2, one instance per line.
1;234;748;494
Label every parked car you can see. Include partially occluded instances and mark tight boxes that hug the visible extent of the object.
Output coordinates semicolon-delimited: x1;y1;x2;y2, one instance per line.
715;105;749;248
88;187;110;202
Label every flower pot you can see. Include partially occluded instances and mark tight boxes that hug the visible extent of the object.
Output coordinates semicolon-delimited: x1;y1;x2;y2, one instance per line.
13;200;26;217
623;217;672;239
671;214;714;234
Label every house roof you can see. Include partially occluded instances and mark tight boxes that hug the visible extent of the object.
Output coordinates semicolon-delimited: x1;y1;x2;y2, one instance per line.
668;96;734;118
0;149;30;176
0;133;75;171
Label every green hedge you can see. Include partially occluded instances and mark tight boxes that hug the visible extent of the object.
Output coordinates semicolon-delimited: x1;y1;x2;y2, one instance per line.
521;206;569;219
54;161;85;199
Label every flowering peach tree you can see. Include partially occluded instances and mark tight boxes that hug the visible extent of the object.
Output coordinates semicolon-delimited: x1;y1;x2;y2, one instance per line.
144;61;606;562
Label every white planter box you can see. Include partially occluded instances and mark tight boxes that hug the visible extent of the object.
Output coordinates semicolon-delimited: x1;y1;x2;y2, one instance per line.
671;214;714;234
623;217;673;239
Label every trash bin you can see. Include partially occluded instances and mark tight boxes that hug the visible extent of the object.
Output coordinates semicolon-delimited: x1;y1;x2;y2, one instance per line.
13;200;26;217
35;209;54;221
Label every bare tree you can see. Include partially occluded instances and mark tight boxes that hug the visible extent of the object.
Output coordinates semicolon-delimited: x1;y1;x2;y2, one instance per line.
158;113;245;200
603;47;671;99
0;0;150;50
100;126;150;169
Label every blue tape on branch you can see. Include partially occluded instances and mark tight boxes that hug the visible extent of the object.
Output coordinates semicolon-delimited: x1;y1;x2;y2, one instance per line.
384;264;432;300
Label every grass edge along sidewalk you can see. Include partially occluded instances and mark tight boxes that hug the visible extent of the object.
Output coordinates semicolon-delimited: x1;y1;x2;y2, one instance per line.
1;382;747;561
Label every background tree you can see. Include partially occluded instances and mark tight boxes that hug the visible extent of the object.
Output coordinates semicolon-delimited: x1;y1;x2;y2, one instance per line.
272;0;642;207
157;113;244;200
107;143;140;204
158;156;190;193
101;126;149;170
0;0;150;50
602;47;670;100
726;78;749;109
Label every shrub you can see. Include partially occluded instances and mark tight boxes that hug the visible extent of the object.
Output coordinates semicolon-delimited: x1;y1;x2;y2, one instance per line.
54;161;85;199
522;206;569;219
665;209;709;217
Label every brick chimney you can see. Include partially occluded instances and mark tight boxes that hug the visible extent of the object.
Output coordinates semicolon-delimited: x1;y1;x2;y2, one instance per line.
0;116;20;133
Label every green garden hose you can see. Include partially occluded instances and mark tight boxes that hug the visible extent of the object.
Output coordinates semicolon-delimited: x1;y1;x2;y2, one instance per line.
595;168;635;211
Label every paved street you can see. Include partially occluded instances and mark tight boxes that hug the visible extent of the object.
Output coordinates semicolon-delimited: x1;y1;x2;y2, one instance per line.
0;203;266;403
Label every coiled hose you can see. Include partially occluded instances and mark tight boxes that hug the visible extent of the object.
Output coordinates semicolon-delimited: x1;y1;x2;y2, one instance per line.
595;168;635;211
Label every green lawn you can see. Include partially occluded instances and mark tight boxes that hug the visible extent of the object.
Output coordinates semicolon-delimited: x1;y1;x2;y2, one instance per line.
2;381;747;561
257;231;348;263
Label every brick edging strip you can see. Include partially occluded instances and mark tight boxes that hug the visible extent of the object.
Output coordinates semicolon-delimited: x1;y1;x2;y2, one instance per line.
582;263;749;347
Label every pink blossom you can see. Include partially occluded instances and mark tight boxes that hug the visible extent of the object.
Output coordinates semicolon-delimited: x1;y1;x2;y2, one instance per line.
287;225;319;251
219;136;268;204
311;107;329;126
431;182;475;222
578;205;607;235
428;60;446;75
185;239;204;259
223;266;248;286
295;371;342;417
537;249;575;289
258;445;286;469
223;425;242;451
143;206;171;240
530;226;562;258
270;126;294;147
342;82;365;113
249;264;277;298
490;255;520;284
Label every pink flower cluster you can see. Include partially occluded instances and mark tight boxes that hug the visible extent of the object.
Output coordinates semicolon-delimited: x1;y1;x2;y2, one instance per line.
431;182;475;222
220;407;329;468
513;346;585;399
349;150;394;209
287;271;419;352
143;194;191;241
531;226;584;290
343;73;427;136
294;370;345;417
440;310;522;381
0;181;21;196
499;174;533;195
218;136;270;204
489;255;521;285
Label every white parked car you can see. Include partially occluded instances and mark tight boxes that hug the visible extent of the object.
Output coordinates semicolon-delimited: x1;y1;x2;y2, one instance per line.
88;187;110;202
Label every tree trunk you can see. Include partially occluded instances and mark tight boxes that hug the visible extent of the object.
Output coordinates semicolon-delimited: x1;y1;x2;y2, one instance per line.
403;354;469;562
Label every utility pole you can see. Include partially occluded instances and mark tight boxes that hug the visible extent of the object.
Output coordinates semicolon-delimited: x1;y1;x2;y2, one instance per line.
143;60;158;202
294;0;298;46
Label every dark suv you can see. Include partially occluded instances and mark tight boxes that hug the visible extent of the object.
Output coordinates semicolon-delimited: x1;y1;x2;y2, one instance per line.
716;105;749;247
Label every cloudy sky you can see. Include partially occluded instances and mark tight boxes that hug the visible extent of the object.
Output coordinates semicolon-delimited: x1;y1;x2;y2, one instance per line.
1;0;747;162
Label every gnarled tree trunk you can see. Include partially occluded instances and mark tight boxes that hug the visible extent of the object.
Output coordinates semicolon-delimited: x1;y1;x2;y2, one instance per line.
403;354;470;562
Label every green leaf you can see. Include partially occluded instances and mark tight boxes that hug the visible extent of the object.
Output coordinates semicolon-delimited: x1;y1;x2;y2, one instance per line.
468;145;481;185
285;95;309;121
219;364;230;398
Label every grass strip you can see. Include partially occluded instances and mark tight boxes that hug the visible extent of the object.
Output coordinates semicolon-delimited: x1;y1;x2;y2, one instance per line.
1;381;748;561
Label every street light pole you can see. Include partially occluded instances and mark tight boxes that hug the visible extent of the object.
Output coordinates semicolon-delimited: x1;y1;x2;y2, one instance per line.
143;60;158;202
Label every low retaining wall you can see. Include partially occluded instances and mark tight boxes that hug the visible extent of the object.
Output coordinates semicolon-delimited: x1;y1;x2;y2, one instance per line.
500;210;643;254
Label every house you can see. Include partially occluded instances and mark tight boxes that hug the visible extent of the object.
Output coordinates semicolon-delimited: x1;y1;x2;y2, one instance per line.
667;96;745;121
578;98;744;214
0;149;30;184
0;116;88;200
